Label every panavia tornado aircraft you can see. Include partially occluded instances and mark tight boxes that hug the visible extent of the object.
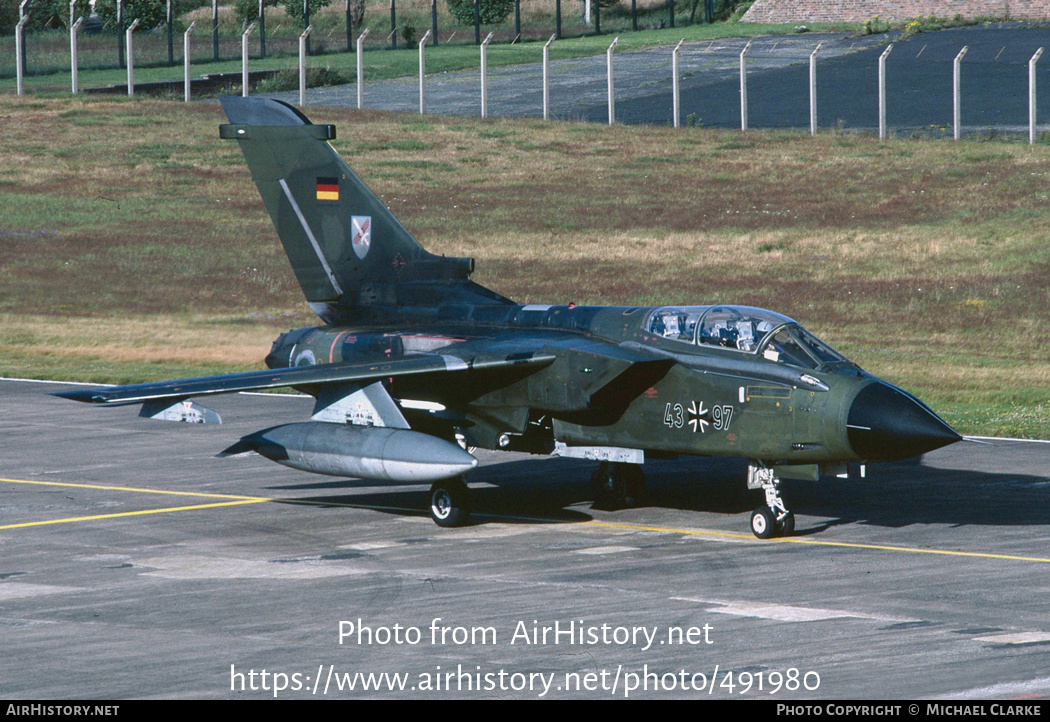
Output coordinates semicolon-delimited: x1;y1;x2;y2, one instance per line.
58;96;961;538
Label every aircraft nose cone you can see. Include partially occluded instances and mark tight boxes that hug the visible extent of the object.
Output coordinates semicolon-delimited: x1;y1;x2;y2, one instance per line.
847;381;961;462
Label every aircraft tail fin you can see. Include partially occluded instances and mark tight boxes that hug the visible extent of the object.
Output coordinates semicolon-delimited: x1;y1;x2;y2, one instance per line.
219;97;501;321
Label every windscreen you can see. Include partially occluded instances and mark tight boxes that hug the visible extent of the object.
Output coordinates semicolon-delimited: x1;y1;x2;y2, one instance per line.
759;325;852;369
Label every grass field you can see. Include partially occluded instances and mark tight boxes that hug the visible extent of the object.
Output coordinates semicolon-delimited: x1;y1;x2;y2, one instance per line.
0;95;1047;438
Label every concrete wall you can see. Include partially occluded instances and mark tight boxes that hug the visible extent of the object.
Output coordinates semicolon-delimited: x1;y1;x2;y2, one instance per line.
741;0;1050;24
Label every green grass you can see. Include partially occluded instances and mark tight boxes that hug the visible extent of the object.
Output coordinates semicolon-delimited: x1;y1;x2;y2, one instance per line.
1;20;854;94
0;95;1047;438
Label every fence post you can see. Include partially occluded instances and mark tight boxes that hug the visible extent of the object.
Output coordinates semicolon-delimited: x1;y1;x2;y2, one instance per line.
607;36;619;125
16;12;29;96
259;0;267;58
543;34;555;120
241;22;255;97
357;27;370;109
184;21;196;102
480;32;494;118
212;0;219;62
167;0;174;65
953;46;968;141
126;18;140;97
879;44;892;140
1030;48;1044;145
556;0;562;39
740;39;752;131
69;0;78;85
18;0;28;82
70;15;84;94
672;39;684;128
346;0;353;51
432;0;438;45
809;42;822;136
299;25;312;106
419;29;432;114
117;0;124;68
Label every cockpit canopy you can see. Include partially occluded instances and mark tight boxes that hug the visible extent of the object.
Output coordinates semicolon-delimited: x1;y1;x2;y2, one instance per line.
644;305;852;370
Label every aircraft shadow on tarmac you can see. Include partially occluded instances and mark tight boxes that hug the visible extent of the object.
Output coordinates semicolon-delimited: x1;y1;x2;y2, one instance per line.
264;453;1050;532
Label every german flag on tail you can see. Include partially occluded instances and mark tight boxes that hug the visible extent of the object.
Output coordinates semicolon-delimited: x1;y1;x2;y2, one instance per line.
316;177;339;201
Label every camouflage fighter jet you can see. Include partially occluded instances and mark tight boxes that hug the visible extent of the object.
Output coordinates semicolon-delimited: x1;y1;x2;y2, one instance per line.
57;97;961;538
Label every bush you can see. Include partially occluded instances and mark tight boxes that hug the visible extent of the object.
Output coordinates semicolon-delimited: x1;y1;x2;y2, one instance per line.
282;0;331;23
255;65;350;92
14;0;71;30
445;0;513;26
95;0;168;31
234;0;280;26
0;0;18;33
175;0;210;13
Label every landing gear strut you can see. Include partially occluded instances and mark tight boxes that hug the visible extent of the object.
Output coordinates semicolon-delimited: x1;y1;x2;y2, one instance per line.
748;466;794;539
429;476;471;528
591;462;646;510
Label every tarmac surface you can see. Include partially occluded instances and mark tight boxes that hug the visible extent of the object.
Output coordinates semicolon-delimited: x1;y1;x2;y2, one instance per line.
275;24;1050;133
3;377;1050;699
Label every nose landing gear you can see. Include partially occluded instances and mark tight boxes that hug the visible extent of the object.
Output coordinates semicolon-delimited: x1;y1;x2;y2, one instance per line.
748;465;795;539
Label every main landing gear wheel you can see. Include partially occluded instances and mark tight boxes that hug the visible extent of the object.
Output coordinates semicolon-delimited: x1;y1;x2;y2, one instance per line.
591;462;646;510
429;476;471;528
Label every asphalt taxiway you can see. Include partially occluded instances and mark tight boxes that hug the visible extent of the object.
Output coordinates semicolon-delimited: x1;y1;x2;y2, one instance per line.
278;24;1050;133
2;378;1049;699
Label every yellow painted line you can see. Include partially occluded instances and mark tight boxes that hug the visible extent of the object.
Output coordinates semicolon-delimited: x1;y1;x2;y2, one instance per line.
8;477;1047;565
586;520;1050;564
0;476;275;531
0;477;266;501
0;499;270;530
0;476;422;530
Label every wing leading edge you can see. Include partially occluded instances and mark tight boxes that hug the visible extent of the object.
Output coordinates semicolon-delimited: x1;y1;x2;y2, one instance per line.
54;350;557;407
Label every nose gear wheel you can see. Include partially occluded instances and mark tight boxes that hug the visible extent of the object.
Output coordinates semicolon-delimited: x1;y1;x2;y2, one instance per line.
749;466;794;539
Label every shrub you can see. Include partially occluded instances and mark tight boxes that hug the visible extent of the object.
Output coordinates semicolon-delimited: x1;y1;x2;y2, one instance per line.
445;0;513;26
16;0;72;30
95;0;168;30
281;0;331;23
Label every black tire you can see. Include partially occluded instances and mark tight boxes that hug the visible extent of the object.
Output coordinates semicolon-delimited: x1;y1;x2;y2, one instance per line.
591;462;628;510
777;511;795;537
624;463;647;507
430;477;471;528
750;507;777;539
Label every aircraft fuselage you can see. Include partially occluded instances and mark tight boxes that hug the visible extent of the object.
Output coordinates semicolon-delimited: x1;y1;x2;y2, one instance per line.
265;302;959;472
